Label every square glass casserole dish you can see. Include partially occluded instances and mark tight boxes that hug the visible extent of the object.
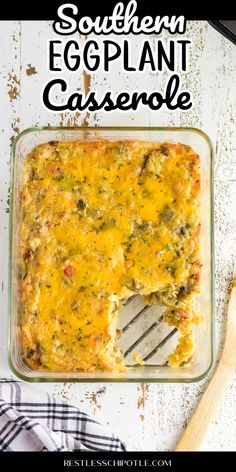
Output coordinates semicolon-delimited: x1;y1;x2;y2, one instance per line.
9;127;214;382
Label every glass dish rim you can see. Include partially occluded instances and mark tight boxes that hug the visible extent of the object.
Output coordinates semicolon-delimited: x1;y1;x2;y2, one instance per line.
8;125;215;383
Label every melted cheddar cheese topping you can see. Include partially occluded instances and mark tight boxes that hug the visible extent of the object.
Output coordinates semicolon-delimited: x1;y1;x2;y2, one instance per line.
20;140;201;372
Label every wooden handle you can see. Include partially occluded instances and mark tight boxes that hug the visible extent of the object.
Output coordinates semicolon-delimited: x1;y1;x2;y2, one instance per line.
176;360;233;451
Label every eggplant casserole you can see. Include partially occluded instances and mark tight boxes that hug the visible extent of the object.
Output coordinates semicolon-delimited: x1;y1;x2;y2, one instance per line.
20;140;201;373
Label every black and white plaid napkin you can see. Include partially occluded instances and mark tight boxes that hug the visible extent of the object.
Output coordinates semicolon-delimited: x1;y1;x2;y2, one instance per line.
0;379;126;452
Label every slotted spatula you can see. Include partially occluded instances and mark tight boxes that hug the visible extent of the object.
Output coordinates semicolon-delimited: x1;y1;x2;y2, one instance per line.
176;280;236;451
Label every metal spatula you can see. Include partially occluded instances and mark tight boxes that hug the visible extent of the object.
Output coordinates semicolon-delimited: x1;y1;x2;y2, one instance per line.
118;295;180;366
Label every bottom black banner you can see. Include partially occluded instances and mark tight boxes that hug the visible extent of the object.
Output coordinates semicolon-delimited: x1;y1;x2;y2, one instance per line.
0;451;235;469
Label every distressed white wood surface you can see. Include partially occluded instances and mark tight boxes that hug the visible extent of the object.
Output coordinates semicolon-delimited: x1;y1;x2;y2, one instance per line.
1;20;236;451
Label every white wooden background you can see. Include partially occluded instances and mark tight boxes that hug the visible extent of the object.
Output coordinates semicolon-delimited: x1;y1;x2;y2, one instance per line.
1;20;236;451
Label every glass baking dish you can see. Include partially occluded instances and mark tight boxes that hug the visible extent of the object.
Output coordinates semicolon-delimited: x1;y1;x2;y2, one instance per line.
9;127;214;382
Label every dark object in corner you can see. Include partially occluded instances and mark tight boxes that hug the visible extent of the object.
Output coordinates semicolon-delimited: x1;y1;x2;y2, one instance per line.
208;21;236;45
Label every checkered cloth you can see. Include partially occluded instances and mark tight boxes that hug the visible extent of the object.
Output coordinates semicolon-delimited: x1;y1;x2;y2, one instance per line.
0;380;126;452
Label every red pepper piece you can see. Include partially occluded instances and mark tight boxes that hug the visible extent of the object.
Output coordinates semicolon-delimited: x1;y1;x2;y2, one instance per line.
24;250;32;261
64;265;76;277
